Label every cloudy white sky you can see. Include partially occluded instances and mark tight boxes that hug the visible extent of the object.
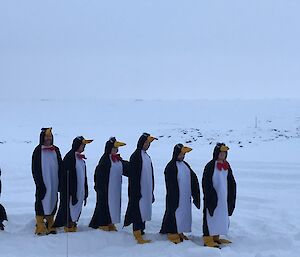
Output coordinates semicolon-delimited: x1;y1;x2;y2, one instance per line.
0;0;299;100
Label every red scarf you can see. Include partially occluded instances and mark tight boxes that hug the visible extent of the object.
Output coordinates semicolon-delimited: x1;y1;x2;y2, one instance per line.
111;154;122;162
76;152;86;160
42;146;55;151
217;161;229;171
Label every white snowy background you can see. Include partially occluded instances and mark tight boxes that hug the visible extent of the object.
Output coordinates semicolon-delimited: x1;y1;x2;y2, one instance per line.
0;1;300;257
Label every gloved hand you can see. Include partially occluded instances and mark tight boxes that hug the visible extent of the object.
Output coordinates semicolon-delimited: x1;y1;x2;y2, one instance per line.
37;186;46;200
208;207;215;217
72;197;78;206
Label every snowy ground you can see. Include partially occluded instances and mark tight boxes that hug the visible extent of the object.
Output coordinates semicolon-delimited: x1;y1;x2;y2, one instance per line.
0;99;300;257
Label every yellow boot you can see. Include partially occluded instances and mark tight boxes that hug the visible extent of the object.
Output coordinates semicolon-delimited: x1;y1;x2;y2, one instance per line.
45;216;57;235
203;236;220;248
64;223;77;233
179;233;189;241
168;233;182;244
64;226;77;232
108;224;118;231
35;216;47;235
98;226;110;231
71;225;77;232
64;226;70;232
213;235;232;244
133;230;151;244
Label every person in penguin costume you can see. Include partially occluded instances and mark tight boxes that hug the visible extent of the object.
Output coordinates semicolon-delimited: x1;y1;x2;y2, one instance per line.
202;143;236;248
124;133;157;244
160;144;200;244
0;168;8;231
89;137;129;231
31;128;63;235
54;136;93;232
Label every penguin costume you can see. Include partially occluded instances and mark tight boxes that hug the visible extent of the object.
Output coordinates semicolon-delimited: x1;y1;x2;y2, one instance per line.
160;144;200;244
89;137;129;231
31;128;63;235
0;168;8;231
202;143;236;248
54;136;93;232
124;133;157;244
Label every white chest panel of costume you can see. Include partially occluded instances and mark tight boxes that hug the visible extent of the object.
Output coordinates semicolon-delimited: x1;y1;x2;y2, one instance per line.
139;150;153;222
175;161;192;233
206;162;229;236
69;156;86;222
108;157;123;224
41;149;59;215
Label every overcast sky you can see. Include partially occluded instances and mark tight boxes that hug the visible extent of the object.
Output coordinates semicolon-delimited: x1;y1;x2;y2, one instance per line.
0;0;299;100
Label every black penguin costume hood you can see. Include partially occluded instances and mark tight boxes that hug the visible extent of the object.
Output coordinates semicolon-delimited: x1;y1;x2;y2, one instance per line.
136;133;158;149
213;143;229;160
105;137;115;154
39;127;54;145
104;137;126;154
160;143;200;234
172;143;193;161
71;136;93;151
172;144;182;160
